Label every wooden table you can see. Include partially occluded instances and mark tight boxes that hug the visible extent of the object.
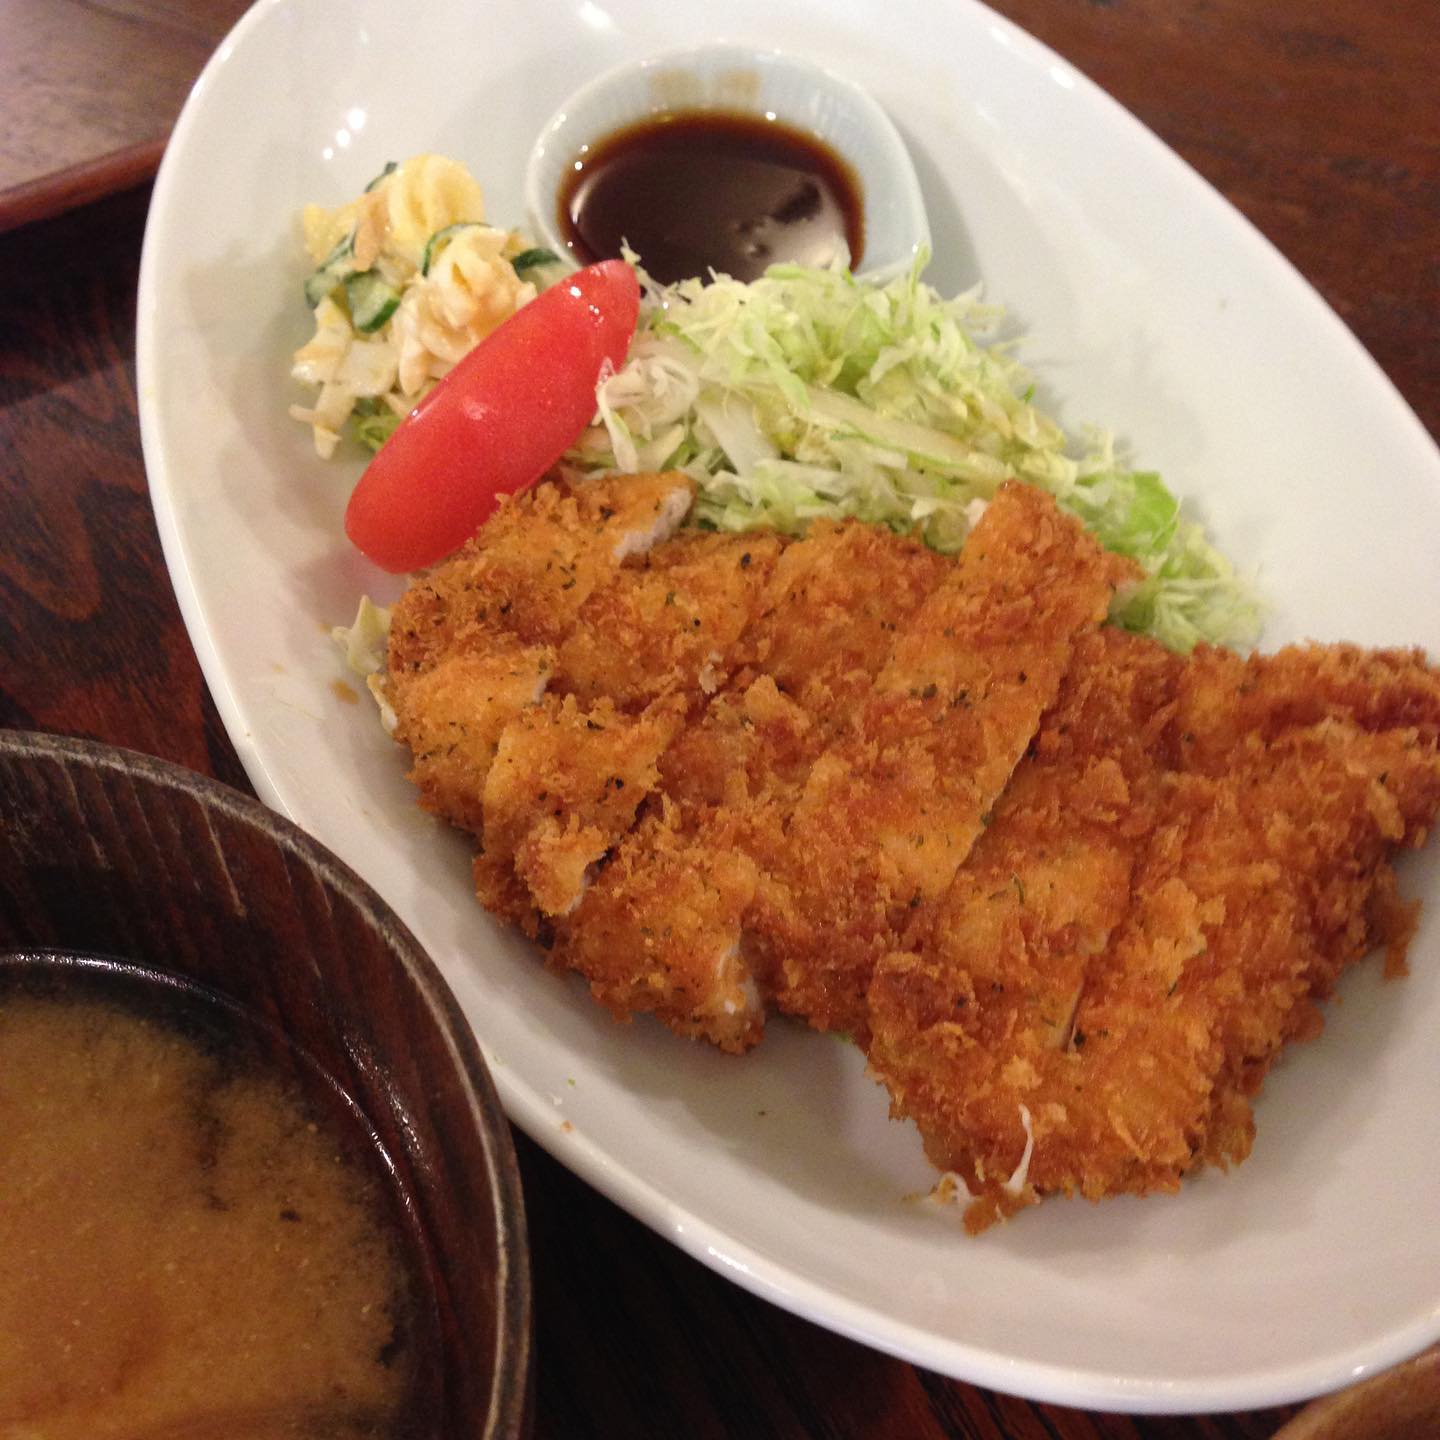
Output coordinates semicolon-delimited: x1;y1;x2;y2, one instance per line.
0;1;1434;1435
0;0;248;229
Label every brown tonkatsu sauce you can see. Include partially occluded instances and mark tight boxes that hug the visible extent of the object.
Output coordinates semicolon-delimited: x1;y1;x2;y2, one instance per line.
558;110;864;284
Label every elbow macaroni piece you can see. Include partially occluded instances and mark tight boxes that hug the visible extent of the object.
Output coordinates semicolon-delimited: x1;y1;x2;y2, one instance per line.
384;155;486;270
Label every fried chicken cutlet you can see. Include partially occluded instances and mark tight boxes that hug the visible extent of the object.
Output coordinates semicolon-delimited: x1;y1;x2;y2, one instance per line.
740;482;1131;1040
381;468;1440;1230
868;629;1440;1230
555;483;1125;1049
384;475;1126;1051
385;470;785;926
386;469;695;838
553;517;956;1049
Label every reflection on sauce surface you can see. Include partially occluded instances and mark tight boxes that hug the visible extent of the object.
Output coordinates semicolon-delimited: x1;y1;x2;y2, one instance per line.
558;110;864;284
0;964;424;1440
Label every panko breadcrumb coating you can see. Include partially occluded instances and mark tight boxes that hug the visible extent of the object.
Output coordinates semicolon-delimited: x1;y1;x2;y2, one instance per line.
869;629;1440;1229
382;470;1440;1226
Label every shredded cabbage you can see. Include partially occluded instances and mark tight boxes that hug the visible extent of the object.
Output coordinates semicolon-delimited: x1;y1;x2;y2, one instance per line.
331;596;397;731
567;254;1259;652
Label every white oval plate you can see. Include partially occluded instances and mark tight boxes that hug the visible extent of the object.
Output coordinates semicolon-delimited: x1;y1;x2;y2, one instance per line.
137;0;1440;1413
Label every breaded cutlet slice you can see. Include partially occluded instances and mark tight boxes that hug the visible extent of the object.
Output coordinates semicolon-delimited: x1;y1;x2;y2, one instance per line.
388;470;695;675
1174;642;1440;771
554;531;785;711
868;628;1185;1227
479;528;791;919
384;471;693;834
553;803;766;1052
1170;641;1440;1004
552;521;953;1050
746;483;1131;1039
478;694;685;918
1065;720;1440;1205
868;632;1440;1230
387;637;554;835
656;520;953;811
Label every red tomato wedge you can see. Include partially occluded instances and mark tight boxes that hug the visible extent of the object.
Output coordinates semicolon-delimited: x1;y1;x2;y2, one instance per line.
344;259;640;573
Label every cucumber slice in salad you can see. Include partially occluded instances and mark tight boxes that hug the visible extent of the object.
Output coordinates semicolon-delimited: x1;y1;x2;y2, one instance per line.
422;228;564;282
420;222;479;276
303;233;357;307
511;246;563;279
364;161;397;192
344;271;402;333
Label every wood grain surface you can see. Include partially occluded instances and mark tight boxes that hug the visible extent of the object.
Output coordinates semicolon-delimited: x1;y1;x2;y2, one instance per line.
0;0;252;229
0;1;1436;1435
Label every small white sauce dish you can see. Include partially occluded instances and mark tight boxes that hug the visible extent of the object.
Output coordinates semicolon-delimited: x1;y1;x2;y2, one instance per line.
524;41;930;282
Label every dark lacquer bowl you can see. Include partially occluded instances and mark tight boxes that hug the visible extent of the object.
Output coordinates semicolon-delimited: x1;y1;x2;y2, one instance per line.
1272;1346;1440;1440
0;729;531;1439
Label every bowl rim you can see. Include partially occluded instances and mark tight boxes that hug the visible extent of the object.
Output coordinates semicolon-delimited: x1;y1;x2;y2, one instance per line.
0;727;533;1440
523;38;931;281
